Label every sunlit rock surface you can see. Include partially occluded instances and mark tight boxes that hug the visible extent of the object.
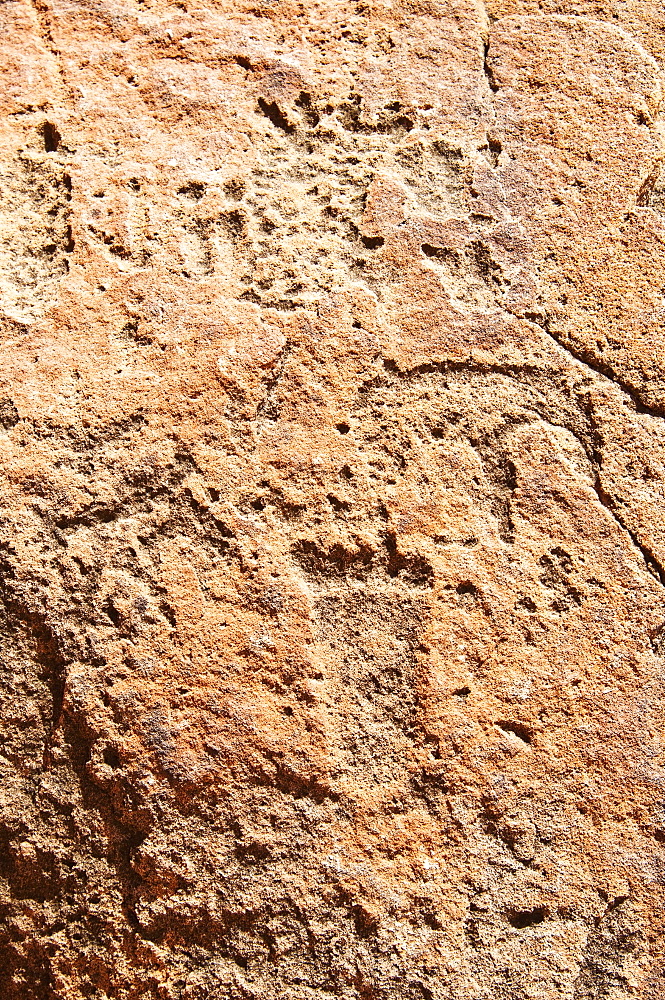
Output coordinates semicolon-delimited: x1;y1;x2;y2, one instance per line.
1;2;665;997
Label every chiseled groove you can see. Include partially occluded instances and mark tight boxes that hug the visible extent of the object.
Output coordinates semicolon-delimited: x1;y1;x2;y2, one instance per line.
523;313;665;421
593;474;665;589
380;355;665;590
475;31;665;589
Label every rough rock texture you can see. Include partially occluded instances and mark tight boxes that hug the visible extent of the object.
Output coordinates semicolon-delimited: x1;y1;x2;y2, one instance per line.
2;1;665;998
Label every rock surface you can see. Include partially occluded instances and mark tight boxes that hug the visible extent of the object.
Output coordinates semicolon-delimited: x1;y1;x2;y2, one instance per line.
1;1;665;997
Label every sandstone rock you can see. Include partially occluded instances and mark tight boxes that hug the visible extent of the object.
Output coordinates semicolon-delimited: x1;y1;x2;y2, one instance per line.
1;2;664;998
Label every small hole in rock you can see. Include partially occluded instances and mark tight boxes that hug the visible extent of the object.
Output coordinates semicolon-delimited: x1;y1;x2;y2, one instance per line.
361;235;384;250
508;907;547;929
42;121;61;152
336;421;350;434
103;602;121;626
103;746;121;769
456;582;478;602
178;181;205;201
421;243;450;260
497;721;532;744
327;493;350;512
258;97;296;135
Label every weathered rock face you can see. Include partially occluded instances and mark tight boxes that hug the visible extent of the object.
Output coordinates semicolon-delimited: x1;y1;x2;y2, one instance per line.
1;1;665;997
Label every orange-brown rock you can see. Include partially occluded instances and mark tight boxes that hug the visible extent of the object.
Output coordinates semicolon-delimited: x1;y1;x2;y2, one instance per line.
1;2;665;998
